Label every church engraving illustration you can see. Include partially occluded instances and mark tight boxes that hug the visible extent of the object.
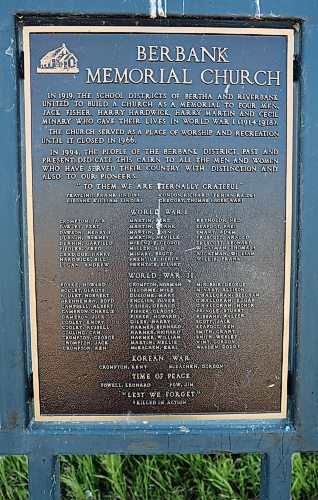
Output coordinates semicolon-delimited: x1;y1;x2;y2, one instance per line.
37;43;79;73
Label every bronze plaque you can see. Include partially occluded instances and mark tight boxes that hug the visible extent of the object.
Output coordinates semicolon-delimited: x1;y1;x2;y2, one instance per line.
23;26;293;421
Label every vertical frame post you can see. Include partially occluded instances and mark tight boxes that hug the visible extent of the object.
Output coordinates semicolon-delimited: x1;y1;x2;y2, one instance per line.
0;6;28;431
260;449;292;500
28;453;60;500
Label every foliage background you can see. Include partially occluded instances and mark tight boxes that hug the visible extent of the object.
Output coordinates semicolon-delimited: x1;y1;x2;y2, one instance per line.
1;453;318;499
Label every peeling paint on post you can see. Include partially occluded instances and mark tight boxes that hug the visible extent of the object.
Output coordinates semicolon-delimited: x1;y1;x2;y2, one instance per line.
0;2;317;500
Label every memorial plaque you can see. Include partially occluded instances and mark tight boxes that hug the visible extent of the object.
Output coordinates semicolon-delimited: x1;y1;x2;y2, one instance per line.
23;26;293;421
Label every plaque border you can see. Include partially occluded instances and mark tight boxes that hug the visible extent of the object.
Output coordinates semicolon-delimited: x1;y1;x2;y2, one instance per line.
23;25;294;422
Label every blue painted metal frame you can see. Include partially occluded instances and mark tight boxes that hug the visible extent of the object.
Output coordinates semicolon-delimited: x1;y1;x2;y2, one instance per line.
0;1;317;498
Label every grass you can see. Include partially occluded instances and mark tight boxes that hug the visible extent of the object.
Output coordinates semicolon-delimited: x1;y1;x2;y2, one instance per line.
0;455;28;500
0;452;317;499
